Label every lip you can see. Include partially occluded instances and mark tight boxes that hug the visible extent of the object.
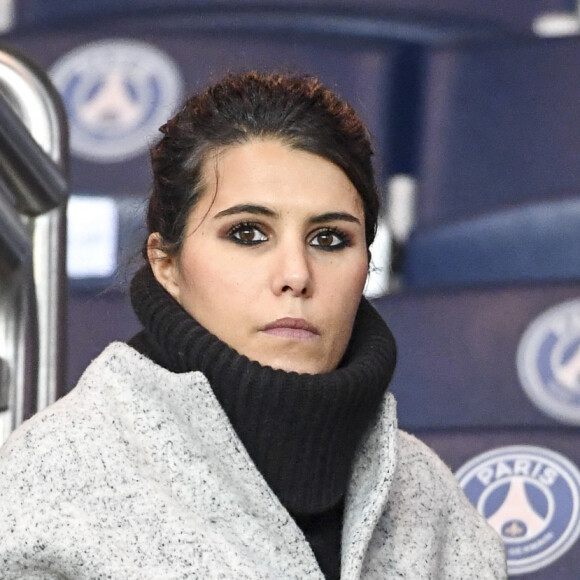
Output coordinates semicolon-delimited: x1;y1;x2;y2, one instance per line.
261;317;320;339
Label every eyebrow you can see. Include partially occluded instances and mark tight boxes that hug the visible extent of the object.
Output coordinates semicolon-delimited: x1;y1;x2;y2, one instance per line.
309;212;361;225
213;204;361;225
213;204;278;219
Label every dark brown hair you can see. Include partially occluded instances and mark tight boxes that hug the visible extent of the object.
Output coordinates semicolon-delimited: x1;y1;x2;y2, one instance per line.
146;71;380;256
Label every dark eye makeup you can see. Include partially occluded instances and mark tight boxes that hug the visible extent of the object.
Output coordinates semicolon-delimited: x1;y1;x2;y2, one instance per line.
309;227;352;251
227;222;268;245
226;222;353;251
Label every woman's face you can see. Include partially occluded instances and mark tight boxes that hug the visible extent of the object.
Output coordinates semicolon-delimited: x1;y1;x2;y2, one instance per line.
149;139;369;374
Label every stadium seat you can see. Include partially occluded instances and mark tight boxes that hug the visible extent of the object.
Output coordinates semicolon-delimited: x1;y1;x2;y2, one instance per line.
402;36;580;288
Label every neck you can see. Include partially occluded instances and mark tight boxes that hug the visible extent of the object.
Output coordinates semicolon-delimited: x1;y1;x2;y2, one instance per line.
129;265;397;514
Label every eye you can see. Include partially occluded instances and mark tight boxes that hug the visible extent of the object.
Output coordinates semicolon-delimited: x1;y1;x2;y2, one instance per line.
310;228;350;251
228;222;268;245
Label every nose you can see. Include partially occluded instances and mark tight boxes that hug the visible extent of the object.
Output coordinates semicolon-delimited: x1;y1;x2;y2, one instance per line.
271;240;313;297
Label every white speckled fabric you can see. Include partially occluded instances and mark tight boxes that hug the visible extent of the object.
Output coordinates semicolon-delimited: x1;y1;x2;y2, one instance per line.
0;343;507;579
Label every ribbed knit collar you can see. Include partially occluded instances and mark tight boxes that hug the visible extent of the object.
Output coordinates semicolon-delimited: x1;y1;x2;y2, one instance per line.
129;265;396;515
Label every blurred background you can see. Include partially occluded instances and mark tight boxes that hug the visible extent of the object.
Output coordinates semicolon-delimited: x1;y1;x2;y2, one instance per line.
0;1;580;577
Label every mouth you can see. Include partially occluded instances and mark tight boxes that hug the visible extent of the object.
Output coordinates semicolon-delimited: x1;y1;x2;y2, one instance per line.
261;317;320;340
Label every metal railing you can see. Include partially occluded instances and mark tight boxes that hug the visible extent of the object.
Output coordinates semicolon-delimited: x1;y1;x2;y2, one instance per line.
0;44;68;443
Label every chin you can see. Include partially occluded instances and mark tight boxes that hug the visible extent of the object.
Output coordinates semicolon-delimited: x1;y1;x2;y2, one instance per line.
243;343;338;374
261;357;333;375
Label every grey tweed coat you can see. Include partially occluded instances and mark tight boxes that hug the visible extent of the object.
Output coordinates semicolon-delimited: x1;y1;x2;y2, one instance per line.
0;343;507;579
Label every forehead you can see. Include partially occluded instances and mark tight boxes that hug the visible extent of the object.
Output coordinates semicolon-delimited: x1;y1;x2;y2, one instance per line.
198;139;364;216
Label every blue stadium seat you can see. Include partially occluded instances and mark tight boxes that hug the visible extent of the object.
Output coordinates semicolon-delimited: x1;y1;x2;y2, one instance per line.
403;197;580;288
373;283;580;577
402;36;580;288
420;429;580;579
372;283;580;429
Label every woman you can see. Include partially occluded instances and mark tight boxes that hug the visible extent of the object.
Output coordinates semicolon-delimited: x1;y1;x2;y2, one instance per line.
0;72;506;579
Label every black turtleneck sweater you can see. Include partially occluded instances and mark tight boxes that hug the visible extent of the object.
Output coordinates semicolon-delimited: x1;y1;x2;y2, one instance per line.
128;266;397;579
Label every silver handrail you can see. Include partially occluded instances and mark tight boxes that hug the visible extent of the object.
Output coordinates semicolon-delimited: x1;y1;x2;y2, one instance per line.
0;45;68;442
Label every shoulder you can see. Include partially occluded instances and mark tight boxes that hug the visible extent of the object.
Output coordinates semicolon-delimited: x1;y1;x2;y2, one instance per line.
381;430;507;577
0;342;213;498
1;344;136;443
392;429;492;526
0;343;165;571
385;430;463;527
0;343;152;494
395;430;460;494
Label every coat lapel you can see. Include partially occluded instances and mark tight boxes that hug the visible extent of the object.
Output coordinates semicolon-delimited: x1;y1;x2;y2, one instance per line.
341;393;398;579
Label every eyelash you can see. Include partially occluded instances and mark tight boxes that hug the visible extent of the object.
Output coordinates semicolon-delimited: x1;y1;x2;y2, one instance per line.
226;222;352;251
310;227;352;251
227;222;268;245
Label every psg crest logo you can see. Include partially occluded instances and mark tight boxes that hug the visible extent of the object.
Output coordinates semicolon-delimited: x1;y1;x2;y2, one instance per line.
517;299;580;425
49;39;183;163
456;446;580;575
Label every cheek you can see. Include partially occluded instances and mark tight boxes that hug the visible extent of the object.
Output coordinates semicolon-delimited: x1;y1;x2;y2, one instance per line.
325;258;368;322
179;252;263;312
340;256;369;296
356;259;371;289
175;253;217;310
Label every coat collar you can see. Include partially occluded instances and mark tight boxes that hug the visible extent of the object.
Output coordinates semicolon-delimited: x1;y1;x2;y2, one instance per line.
90;342;398;578
342;393;398;579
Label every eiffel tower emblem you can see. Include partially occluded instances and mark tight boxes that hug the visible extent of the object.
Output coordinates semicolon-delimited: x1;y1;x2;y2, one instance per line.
487;477;549;541
553;335;580;393
78;69;146;134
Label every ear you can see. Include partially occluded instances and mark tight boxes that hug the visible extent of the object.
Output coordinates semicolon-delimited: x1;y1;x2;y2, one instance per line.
147;233;182;303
